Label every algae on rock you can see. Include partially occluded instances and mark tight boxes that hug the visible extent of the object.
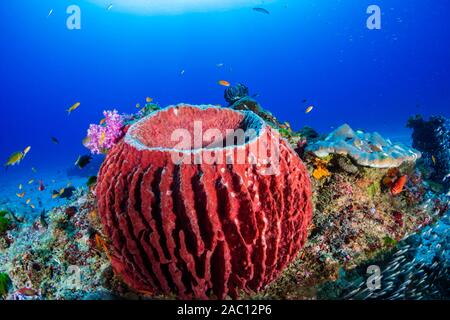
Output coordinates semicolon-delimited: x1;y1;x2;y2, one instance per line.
0;272;11;297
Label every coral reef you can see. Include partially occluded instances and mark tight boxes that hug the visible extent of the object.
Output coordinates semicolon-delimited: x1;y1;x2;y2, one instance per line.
222;106;447;300
407;115;450;189
0;189;119;300
247;154;447;299
326;203;449;300
4;171;443;301
0;98;448;301
306;124;421;168
96;104;312;299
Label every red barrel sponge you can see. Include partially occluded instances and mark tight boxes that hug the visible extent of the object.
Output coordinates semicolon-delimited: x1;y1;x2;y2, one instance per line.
96;104;312;299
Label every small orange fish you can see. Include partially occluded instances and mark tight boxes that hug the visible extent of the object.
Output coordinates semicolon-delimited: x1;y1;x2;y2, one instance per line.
95;234;112;261
99;118;106;125
16;192;25;198
305;105;314;114
136;289;154;296
432;155;436;165
146;97;153;103
94;234;103;250
391;175;408;196
218;80;230;87
90;209;98;221
26;199;31;205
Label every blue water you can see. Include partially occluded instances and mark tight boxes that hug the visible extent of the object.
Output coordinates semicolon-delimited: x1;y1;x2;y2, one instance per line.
0;0;449;188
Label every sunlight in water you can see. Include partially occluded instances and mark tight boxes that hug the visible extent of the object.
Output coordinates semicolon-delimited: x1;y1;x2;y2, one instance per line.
88;0;275;15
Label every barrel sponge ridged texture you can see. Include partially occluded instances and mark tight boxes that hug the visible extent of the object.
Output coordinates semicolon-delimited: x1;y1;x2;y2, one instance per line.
96;104;312;299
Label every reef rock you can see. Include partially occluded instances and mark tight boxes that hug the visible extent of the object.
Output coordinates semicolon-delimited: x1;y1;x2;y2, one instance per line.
96;104;312;299
224;83;250;105
306;124;421;168
229;96;283;128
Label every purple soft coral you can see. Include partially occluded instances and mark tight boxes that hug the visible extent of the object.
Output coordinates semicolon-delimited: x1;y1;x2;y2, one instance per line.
85;110;124;154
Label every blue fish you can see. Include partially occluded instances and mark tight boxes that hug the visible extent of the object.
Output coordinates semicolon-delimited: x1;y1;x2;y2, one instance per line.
253;7;270;15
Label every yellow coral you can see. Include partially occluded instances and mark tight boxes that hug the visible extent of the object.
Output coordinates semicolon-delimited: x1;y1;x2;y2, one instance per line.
312;158;331;180
313;167;331;180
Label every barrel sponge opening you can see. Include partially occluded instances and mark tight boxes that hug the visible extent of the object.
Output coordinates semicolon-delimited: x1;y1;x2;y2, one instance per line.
126;105;264;150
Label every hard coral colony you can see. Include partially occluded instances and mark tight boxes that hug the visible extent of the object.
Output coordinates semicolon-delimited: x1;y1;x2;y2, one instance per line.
96;105;313;299
306;124;421;168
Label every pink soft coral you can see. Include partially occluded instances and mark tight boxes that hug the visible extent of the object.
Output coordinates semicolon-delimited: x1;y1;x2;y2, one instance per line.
86;110;124;154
